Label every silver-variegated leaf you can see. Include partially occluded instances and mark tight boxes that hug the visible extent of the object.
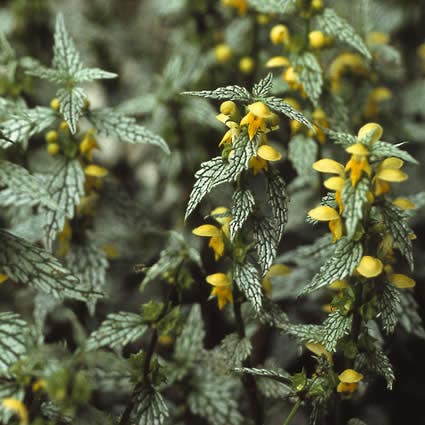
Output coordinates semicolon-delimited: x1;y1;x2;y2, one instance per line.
0;230;101;302
43;157;85;248
315;8;371;60
182;85;251;103
230;188;255;240
301;237;363;294
57;86;87;134
86;312;147;351
322;311;352;352
87;108;169;154
247;0;296;14
133;386;169;425
293;52;323;105
233;261;262;312
252;73;273;97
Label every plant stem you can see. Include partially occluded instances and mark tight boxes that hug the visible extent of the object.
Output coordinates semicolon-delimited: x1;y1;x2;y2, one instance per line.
232;295;264;425
282;398;302;425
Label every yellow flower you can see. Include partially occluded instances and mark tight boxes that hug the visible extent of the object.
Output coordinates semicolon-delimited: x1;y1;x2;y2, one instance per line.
193;208;231;260
206;273;233;309
308;206;343;242
215;44;233;63
328;280;349;290
2;398;29;425
248;144;282;174
313;159;345;175
50;98;60;111
357;122;383;143
329;53;367;91
374;157;408;196
239;57;254;74
337;369;363;393
356;256;383;278
364;87;392;118
392;198;416;210
0;273;8;284
309;31;327;49
367;31;390;46
311;0;323;11
80;130;98;160
47;143;60;156
262;264;290;295
270;24;289;45
388;273;416;289
221;0;247;15
240;102;273;140
58;220;72;257
266;56;290;68
345;144;371;186
84;164;108;178
45;130;58;143
306;342;333;364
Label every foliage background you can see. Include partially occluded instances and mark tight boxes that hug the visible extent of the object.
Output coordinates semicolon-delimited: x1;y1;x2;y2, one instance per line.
1;0;425;424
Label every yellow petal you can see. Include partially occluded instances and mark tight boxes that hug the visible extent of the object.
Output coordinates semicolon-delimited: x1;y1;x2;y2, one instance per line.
338;369;364;383
266;56;290;68
328;280;349;290
0;273;9;284
369;87;392;102
380;157;404;169
220;100;237;115
84;164;108;178
337;382;358;393
305;343;333;364
313;159;344;175
209;237;225;260
2;398;29;425
346;143;369;156
308;206;340;221
248;101;273;118
376;168;408;182
206;273;230;287
357;122;383;143
267;264;291;277
192;224;221;237
257;145;282;161
388;273;416;289
392;198;416;210
324;176;345;191
356;256;383;278
240;112;254;127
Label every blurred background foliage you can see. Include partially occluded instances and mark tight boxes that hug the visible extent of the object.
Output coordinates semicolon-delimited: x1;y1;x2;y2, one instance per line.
1;0;425;424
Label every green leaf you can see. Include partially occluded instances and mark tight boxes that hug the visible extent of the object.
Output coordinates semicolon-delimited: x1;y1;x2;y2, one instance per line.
301;237;363;294
66;243;108;314
0;106;57;146
397;292;425;339
293;52;323;105
0;379;24;423
86;312;147;351
252;73;273;97
253;215;280;275
188;369;242;425
378;281;400;334
182;85;251;103
288;134;318;181
230;188;255;240
233;261;262;312
0;312;31;376
174;305;205;365
217;333;252;369
247;0;297;14
0;230;101;302
87;108;169;153
185;132;258;219
53;13;83;75
133;386;169;425
57;86;87;134
369;141;418;164
325;129;357;147
42;157;85;248
0;160;58;209
232;366;290;382
379;202;414;270
371;348;395;390
322;311;352;352
266;167;289;244
73;68;117;82
315;8;371;60
263;96;313;130
284;323;324;344
341;177;370;238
